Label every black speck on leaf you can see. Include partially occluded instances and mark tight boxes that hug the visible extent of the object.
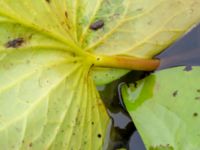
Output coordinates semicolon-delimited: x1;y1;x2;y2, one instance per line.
172;90;178;97
97;133;102;138
90;20;104;31
193;112;198;117
45;0;50;3
184;65;192;71
5;38;24;48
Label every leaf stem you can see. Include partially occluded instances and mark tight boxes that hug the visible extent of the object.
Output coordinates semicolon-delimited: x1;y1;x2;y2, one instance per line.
90;55;160;71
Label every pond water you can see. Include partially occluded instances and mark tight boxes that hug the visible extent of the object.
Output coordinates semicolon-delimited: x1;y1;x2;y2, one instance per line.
99;23;200;150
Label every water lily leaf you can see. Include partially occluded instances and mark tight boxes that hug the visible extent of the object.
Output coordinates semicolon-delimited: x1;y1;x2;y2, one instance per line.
92;67;129;86
0;49;109;149
149;145;174;150
0;0;200;150
0;1;109;149
122;66;200;150
79;0;200;58
87;0;200;85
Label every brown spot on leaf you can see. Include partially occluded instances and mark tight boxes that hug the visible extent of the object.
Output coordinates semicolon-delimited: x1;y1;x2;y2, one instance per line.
29;143;33;147
90;20;104;31
65;11;68;19
136;8;144;12
5;38;25;48
45;0;50;3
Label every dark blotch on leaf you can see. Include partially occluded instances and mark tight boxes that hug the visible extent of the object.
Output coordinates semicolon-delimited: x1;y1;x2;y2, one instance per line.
90;20;104;31
136;8;144;12
193;112;198;117
5;38;24;48
172;90;178;97
29;143;33;147
184;65;192;71
65;11;68;18
45;0;50;3
195;97;200;100
97;133;102;138
197;89;200;93
96;57;100;61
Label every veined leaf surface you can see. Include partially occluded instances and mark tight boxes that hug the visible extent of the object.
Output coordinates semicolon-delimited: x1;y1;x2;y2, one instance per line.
87;0;200;85
0;0;199;149
122;67;200;150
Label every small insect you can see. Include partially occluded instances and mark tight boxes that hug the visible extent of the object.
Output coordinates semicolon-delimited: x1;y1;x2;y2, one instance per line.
5;38;25;48
90;20;104;31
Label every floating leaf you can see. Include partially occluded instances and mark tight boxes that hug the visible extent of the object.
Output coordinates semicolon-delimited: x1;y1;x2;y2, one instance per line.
88;0;200;85
122;66;200;150
0;0;199;149
0;1;109;149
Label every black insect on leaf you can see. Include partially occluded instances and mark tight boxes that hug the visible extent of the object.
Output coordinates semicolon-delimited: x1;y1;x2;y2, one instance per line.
5;38;25;48
90;20;104;31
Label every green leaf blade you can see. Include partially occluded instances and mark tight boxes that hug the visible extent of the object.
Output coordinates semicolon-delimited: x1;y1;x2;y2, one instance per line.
0;0;200;149
122;67;200;150
81;0;200;58
0;47;109;149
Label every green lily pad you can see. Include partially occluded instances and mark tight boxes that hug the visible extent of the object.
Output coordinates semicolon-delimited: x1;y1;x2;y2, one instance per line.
122;66;200;150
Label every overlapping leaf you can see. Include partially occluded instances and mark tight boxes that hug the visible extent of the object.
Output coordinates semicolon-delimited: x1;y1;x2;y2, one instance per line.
0;0;200;150
122;67;200;150
78;0;200;58
0;1;109;149
87;0;200;85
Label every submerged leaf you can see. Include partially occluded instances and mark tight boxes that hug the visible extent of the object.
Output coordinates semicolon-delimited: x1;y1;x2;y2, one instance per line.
0;0;199;149
122;67;200;150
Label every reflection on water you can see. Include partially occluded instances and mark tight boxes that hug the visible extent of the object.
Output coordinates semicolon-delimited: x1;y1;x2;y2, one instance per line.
157;24;200;70
99;23;200;150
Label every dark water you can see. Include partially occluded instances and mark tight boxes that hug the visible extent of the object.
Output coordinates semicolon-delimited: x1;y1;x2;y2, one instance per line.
99;23;200;150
